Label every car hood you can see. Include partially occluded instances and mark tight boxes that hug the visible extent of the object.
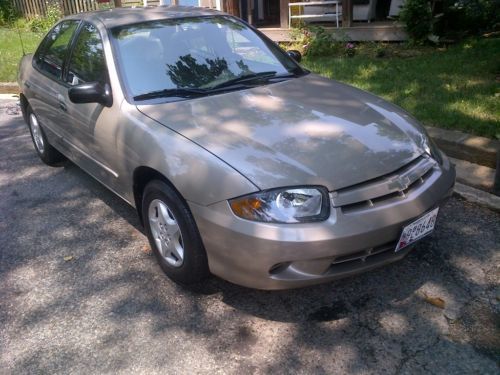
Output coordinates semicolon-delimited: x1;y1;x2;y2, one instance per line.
138;74;429;191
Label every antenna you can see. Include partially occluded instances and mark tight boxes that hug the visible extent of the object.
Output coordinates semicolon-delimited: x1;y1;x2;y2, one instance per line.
16;23;26;56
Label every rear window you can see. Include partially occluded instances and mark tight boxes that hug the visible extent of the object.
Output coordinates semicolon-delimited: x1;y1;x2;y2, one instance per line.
34;20;79;80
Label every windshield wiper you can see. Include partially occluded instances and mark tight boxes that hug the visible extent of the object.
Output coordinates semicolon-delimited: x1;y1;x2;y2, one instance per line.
134;71;300;101
134;87;209;101
209;71;279;89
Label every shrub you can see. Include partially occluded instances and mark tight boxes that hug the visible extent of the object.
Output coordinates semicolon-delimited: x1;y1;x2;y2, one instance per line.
291;25;341;57
375;44;387;58
401;0;499;41
0;0;19;25
435;0;500;38
28;1;62;33
400;0;433;43
307;26;339;56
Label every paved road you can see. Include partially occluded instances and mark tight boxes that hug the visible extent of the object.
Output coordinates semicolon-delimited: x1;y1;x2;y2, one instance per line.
1;96;499;374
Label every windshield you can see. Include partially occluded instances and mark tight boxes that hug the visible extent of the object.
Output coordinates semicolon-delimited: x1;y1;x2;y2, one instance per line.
110;16;303;99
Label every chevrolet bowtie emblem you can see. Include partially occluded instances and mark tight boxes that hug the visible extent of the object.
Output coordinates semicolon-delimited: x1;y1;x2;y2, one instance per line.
389;175;412;191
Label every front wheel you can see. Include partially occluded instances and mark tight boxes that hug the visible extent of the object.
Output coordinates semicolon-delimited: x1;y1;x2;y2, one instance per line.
26;105;66;166
142;180;209;285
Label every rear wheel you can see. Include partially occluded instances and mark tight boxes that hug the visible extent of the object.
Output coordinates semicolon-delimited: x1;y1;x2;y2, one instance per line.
26;105;66;166
142;180;209;285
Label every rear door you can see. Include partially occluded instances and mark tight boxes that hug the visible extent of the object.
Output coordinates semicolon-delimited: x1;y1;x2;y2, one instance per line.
27;20;80;152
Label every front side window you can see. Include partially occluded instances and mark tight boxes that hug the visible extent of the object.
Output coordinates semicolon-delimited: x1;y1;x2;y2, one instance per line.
66;22;107;86
110;16;303;99
35;20;79;80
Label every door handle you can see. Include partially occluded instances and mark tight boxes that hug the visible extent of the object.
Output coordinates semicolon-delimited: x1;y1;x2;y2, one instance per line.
57;94;67;112
25;80;31;88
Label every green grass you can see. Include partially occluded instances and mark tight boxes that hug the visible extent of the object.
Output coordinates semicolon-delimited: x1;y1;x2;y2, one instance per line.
303;38;500;138
0;27;43;82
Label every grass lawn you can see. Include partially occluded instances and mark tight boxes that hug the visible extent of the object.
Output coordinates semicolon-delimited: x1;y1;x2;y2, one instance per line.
303;37;500;138
0;27;43;82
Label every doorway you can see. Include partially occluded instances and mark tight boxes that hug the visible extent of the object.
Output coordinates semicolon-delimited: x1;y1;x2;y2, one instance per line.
241;0;281;27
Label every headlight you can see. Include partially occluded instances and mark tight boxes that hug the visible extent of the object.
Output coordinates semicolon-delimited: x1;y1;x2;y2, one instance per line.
424;136;443;164
229;187;330;223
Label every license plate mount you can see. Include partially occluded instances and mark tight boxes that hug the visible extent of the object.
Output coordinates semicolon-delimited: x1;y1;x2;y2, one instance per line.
395;207;439;252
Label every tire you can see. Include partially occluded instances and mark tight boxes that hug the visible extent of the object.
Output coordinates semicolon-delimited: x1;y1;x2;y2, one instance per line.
26;105;66;166
142;180;209;285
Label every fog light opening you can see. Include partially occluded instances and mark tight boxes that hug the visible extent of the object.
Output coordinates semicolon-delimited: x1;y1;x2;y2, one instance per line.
269;262;291;275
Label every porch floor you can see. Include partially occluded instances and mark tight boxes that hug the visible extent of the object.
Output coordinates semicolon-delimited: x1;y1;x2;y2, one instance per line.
259;21;407;42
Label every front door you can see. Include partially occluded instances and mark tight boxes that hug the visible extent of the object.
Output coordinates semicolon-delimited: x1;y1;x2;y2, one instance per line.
62;22;118;190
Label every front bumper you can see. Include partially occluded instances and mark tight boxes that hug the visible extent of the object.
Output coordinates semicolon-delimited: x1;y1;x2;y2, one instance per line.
189;155;455;290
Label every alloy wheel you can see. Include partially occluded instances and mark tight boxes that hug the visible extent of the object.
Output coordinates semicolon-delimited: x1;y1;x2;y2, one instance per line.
148;199;185;267
29;113;45;154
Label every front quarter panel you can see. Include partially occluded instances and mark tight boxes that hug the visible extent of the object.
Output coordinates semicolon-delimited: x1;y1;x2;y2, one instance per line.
116;101;259;206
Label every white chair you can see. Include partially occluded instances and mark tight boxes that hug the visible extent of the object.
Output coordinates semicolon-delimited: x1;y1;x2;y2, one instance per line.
299;2;342;28
302;0;378;23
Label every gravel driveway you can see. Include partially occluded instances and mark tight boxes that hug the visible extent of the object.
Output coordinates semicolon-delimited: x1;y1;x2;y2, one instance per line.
1;96;499;374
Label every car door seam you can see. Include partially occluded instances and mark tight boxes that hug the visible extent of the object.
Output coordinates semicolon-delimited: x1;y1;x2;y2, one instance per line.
41;121;119;178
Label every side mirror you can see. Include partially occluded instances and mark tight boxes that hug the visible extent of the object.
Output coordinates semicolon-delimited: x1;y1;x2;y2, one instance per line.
287;50;302;63
68;82;113;107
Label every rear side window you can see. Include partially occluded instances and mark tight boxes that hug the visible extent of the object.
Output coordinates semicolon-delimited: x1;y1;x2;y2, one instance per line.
66;22;108;86
34;20;79;80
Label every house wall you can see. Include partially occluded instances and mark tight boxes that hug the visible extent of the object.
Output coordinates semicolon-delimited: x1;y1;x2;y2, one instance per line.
11;0;406;41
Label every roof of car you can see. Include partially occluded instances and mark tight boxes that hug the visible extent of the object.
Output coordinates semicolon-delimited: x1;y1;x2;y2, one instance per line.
65;5;225;29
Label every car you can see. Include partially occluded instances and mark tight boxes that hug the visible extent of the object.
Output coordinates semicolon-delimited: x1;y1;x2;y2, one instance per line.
18;6;455;290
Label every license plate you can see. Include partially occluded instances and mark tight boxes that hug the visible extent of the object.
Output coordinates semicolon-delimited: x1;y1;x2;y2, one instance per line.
395;207;439;252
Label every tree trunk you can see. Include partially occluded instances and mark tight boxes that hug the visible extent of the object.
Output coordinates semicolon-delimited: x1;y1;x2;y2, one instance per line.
342;0;353;27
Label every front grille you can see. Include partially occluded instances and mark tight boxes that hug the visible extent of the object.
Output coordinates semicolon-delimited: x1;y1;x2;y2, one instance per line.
326;241;409;275
330;155;438;214
331;241;397;265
